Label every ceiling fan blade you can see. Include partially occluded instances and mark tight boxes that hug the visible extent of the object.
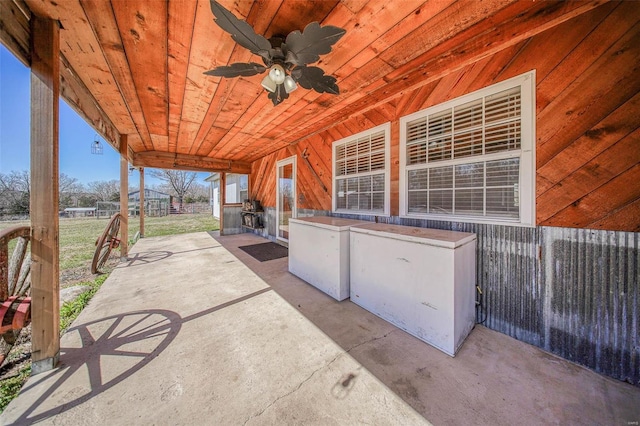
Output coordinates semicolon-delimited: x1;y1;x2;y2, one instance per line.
285;22;346;66
291;66;340;95
267;85;290;106
204;63;267;78
209;1;273;63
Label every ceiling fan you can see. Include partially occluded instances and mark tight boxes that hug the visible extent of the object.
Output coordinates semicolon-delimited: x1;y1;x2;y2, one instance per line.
204;0;346;106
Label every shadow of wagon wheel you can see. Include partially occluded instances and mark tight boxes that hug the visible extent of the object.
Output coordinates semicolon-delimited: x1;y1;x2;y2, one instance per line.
9;287;272;423
12;309;181;424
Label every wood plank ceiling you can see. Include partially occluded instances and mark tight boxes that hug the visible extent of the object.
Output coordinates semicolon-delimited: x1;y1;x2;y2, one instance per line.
5;0;605;172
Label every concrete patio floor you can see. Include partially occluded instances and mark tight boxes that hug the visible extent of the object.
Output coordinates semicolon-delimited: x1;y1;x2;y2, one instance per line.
2;231;639;425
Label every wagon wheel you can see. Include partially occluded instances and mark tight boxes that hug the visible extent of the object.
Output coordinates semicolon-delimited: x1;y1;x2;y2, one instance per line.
91;214;122;274
0;226;31;367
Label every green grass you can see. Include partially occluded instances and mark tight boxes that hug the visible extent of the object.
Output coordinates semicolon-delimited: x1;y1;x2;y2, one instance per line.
0;365;30;412
0;213;219;412
128;214;219;240
0;271;105;413
59;274;108;332
0;214;220;270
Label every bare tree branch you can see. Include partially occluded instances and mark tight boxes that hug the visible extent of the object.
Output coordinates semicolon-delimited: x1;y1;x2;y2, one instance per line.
148;169;197;210
0;171;30;215
87;179;120;202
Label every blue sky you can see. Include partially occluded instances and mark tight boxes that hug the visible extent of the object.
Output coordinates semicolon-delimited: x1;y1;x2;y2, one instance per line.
0;45;208;187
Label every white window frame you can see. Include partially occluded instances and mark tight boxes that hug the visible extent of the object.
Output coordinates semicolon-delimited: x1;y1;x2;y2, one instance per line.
276;156;297;243
332;122;391;216
224;173;248;204
399;71;536;227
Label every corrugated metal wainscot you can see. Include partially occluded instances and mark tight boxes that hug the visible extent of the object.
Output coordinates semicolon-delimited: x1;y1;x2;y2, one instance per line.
222;205;243;235
330;211;639;386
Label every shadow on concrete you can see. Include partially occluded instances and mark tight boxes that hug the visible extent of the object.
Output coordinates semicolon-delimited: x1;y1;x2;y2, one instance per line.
11;288;271;424
214;233;640;426
121;246;222;268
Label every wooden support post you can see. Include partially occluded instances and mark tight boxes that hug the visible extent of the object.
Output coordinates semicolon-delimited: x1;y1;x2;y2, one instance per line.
220;173;225;236
119;135;129;259
139;167;145;238
30;15;60;374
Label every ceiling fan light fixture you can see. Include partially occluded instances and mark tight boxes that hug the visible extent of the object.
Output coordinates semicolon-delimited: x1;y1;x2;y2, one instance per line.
268;64;286;84
283;75;298;94
206;1;346;105
261;74;277;92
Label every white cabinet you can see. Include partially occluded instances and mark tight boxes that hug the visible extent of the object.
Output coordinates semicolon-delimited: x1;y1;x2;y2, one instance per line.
289;217;369;301
350;223;476;356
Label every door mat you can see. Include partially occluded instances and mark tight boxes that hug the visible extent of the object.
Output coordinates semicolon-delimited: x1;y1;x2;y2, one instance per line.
238;242;288;262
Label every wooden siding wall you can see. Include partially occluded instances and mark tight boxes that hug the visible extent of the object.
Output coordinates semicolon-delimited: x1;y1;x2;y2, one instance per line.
251;3;640;233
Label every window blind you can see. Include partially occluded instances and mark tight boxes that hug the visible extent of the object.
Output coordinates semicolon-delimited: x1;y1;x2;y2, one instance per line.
404;85;525;221
334;127;388;214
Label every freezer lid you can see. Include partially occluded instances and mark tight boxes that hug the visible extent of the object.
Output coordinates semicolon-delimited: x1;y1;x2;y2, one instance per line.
289;216;371;231
350;223;476;248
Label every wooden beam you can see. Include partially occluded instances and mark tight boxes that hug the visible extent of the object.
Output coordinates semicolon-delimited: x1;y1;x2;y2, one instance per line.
81;0;154;151
29;14;60;375
60;54;120;151
119;135;129;260
0;0;121;151
139;168;145;238
132;151;252;174
0;0;31;67
25;0;141;149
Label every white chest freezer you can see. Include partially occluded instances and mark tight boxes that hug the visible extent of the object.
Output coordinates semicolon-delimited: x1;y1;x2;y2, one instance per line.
350;223;476;356
289;216;369;301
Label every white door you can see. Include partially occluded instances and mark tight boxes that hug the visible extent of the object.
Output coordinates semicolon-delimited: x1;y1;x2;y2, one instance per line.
276;156;296;242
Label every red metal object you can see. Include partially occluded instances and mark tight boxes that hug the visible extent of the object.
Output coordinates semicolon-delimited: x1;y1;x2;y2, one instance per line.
0;296;31;334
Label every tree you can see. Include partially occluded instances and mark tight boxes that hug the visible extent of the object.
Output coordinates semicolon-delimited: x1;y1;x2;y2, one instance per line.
87;179;120;202
59;173;85;209
184;182;209;203
76;193;98;208
148;169;197;211
0;170;30;215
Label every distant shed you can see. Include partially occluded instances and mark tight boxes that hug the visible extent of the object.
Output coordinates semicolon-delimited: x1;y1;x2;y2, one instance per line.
63;207;96;218
128;189;171;201
128;189;171;217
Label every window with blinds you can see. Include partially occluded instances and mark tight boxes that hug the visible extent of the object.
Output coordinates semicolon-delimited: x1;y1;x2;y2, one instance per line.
400;72;535;226
333;123;390;215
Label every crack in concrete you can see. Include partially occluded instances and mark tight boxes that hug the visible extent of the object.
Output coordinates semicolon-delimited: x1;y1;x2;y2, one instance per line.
345;329;398;354
242;354;341;425
242;329;397;425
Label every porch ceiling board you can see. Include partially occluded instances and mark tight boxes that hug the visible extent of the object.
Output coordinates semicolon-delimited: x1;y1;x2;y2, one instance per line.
60;53;121;151
244;0;607;162
173;0;249;157
7;0;608;170
81;0;154;151
195;0;334;158
25;0;143;150
111;0;169;151
167;0;197;153
207;0;431;159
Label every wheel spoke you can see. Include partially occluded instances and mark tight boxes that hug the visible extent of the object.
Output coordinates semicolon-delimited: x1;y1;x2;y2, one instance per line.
97;245;111;268
91;213;122;274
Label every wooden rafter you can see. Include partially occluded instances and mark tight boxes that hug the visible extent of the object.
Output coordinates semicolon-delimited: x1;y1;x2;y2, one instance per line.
132;151;251;174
